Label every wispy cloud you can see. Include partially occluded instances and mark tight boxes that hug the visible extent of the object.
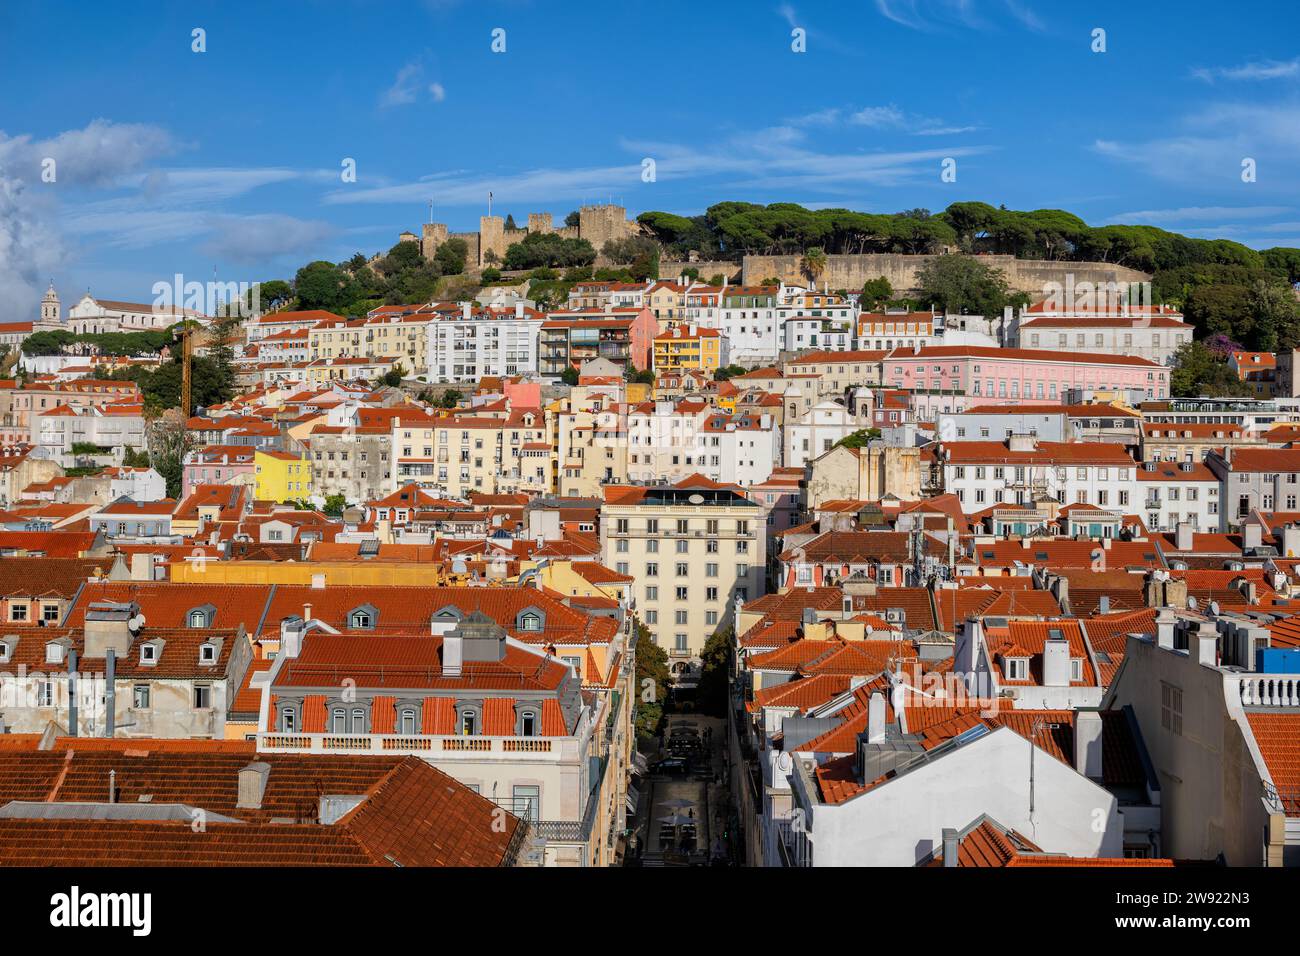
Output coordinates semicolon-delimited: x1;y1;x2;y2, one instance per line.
791;104;979;136
874;0;1044;32
380;61;447;108
1106;205;1291;225
326;123;994;209
1192;57;1300;83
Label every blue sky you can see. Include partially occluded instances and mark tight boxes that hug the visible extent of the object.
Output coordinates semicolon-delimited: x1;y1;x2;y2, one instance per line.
2;0;1299;320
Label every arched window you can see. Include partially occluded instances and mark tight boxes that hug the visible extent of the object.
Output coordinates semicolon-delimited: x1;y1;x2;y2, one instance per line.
399;708;417;735
331;707;347;734
278;703;299;733
519;710;537;737
189;610;206;628
351;708;366;733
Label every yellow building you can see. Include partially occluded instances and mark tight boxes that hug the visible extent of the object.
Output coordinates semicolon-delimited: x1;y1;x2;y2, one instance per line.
308;313;429;371
254;449;313;502
653;324;726;373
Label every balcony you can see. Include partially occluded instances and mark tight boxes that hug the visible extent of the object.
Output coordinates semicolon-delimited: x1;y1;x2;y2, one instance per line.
258;731;560;760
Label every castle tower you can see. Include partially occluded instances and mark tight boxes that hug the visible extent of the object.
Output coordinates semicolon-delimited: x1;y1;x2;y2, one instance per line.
479;216;505;268
40;281;60;324
421;222;449;260
527;212;554;235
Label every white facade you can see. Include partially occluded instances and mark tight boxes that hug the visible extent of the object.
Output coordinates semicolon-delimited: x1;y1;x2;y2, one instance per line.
427;309;542;382
783;726;1123;866
784;400;866;469
1137;461;1222;533
941;438;1139;512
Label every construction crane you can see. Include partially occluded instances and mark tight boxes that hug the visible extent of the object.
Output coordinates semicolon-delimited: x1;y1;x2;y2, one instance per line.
175;322;193;419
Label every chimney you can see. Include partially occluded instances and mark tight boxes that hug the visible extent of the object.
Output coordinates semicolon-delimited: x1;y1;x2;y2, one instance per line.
280;617;304;658
442;632;463;677
462;301;471;320
1175;521;1194;552
1156;610;1176;649
1244;521;1263;550
1196;627;1218;666
1284;524;1300;558
1099;594;1110;615
866;692;887;743
942;827;959;867
1042;637;1070;687
129;553;154;582
104;649;115;736
237;761;271;809
515;301;524;319
303;603;313;622
84;601;140;659
108;769;117;804
1074;710;1103;779
67;649;78;738
311;573;326;590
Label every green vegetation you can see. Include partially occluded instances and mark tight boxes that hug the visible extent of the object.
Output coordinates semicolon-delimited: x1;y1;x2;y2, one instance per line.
860;276;893;310
102;354;233;415
503;232;597;271
694;627;733;718
560;366;579;386
1169;340;1255;398
323;494;347;517
23;325;182;357
70;442;112;456
633;623;670;743
914;254;1030;316
713;364;748;381
835;428;882;449
121;447;151;468
381;363;406;387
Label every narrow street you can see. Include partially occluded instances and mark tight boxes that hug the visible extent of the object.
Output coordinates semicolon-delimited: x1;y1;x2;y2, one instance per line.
627;713;734;866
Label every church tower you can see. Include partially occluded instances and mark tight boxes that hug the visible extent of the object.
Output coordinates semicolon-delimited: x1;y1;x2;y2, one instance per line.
39;281;60;325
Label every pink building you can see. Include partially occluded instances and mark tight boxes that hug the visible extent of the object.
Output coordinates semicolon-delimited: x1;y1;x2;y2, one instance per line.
182;445;255;499
883;346;1168;421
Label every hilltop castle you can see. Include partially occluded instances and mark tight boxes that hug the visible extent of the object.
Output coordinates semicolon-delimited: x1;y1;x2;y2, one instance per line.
399;203;644;270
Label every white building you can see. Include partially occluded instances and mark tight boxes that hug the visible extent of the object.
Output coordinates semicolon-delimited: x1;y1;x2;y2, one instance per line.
426;303;543;382
939;436;1139;511
35;403;147;468
784;399;867;469
1013;303;1193;366
67;294;206;334
1137;460;1222;532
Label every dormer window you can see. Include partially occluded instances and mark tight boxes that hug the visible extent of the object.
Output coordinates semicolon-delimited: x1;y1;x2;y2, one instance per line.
1070;658;1083;682
0;642;9;663
187;605;215;628
456;702;481;736
45;642;64;665
1004;657;1028;681
140;643;158;665
516;607;544;632
349;604;377;630
199;642;217;665
517;706;539;737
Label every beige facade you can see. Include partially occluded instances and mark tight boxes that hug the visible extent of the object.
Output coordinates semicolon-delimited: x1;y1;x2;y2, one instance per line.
601;483;766;678
807;443;922;507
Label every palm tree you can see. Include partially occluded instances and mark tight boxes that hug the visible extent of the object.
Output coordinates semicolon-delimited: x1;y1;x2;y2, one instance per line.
800;246;828;288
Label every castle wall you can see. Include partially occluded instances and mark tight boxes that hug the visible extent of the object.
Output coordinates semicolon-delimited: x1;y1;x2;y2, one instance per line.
741;253;1151;299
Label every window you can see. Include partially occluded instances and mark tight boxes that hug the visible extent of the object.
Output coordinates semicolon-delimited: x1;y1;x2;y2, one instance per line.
1070;659;1083;682
349;605;377;629
10;604;27;623
199;643;216;664
140;643;157;665
512;785;540;822
518;708;538;737
193;685;211;709
133;684;150;709
1161;681;1183;735
519;611;542;632
41;603;59;624
1004;658;1028;680
38;681;54;708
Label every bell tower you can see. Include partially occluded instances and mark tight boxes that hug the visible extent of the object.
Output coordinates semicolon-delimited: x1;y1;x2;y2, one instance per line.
39;281;60;324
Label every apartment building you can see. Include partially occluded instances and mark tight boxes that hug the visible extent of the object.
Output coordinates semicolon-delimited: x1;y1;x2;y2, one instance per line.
427;303;544;382
938;436;1138;511
601;477;766;677
35;402;147;467
1014;302;1192;365
652;324;727;373
1137;460;1222;532
783;350;887;398
785;399;869;469
540;310;656;377
1208;447;1300;526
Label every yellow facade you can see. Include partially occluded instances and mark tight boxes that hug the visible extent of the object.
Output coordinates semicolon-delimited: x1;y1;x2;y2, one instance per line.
254;450;313;502
654;333;722;373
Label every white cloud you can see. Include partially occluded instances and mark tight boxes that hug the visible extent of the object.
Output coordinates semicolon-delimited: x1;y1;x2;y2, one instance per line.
380;62;446;107
201;214;337;265
1106;205;1291;225
874;0;1043;32
1192;58;1300;83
